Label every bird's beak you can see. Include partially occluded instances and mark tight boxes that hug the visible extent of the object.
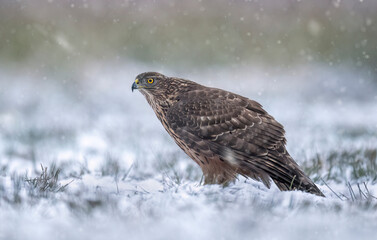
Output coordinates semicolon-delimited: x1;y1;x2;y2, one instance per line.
131;82;138;92
132;79;140;92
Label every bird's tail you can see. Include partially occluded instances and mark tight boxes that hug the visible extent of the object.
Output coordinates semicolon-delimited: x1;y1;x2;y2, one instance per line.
222;142;325;196
263;152;325;197
272;175;325;197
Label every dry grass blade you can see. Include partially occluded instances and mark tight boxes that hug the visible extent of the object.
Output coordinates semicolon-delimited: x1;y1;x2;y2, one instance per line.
363;182;377;200
321;178;343;201
347;182;356;202
25;164;73;196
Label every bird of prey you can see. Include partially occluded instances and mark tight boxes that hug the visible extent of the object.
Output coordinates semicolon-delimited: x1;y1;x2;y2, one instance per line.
132;72;324;196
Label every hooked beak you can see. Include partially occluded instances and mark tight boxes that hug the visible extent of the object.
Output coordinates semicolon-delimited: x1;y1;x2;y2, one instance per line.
131;82;138;92
132;79;140;92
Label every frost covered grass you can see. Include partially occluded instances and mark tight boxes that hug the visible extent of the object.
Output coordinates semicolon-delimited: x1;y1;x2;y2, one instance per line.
0;64;377;239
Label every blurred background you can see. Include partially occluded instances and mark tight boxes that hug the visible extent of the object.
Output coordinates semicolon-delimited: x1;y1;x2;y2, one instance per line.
0;0;377;188
1;1;377;239
1;0;377;76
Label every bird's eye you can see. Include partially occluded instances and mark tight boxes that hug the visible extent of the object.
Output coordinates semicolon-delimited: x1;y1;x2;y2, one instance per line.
147;78;154;84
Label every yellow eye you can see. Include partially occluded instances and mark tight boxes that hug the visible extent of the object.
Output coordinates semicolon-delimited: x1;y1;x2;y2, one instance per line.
147;78;154;84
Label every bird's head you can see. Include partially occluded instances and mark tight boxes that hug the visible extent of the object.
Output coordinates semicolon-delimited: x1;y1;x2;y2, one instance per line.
131;72;167;93
132;72;198;106
131;72;178;109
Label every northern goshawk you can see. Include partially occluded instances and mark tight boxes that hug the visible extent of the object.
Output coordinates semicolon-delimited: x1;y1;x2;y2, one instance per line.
132;72;324;196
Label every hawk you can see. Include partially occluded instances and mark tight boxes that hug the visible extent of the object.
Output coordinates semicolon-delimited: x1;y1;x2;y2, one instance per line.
132;72;324;196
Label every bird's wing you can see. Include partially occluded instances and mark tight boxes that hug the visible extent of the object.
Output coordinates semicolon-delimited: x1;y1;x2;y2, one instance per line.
167;88;286;157
166;88;322;195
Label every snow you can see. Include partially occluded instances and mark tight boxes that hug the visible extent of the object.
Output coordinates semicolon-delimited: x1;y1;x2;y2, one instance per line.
2;0;377;237
0;63;376;240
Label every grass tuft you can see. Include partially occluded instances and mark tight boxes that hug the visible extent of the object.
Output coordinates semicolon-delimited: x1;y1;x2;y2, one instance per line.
25;164;72;197
303;148;377;183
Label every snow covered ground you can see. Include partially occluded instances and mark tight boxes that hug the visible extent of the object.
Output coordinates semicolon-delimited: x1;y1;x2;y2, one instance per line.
0;63;377;240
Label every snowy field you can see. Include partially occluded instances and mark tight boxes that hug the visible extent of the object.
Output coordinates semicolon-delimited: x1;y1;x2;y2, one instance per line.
0;62;377;240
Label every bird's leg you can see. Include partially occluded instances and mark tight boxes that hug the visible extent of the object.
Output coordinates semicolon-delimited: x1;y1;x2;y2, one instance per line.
203;173;236;186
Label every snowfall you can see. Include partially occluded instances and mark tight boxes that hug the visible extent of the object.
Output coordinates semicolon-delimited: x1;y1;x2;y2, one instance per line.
0;62;377;240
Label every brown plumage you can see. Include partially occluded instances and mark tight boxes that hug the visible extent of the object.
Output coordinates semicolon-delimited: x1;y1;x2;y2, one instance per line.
132;72;324;196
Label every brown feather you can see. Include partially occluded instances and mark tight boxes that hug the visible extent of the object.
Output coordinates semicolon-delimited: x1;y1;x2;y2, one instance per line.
133;72;324;197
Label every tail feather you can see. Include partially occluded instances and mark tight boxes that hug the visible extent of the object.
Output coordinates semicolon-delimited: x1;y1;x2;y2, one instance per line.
240;150;325;197
264;152;325;197
218;142;325;197
272;176;325;197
